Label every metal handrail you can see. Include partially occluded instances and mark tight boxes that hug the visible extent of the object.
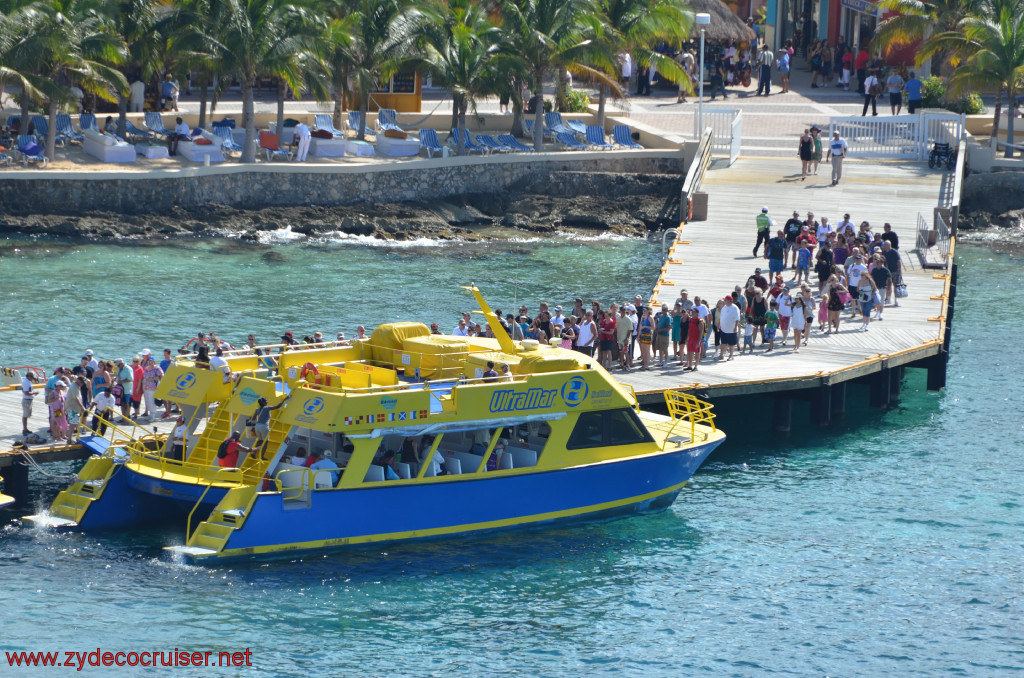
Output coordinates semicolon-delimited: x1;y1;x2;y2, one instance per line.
680;128;714;223
663;390;717;442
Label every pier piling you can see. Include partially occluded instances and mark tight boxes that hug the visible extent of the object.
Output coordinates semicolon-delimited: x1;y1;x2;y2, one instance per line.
4;460;30;506
772;398;792;434
810;384;831;427
870;368;892;409
830;382;846;417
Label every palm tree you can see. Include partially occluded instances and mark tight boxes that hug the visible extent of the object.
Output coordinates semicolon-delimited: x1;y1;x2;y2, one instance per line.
320;2;356;131
498;0;617;150
924;0;1024;155
6;0;126;160
873;0;984;75
343;0;417;140
0;4;44;119
107;0;159;137
210;0;321;162
593;0;692;127
415;0;500;154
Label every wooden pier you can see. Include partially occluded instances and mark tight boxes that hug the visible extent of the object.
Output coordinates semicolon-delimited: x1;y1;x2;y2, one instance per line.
619;156;956;406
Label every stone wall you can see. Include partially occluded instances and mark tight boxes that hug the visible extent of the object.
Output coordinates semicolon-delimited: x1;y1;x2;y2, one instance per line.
0;151;684;216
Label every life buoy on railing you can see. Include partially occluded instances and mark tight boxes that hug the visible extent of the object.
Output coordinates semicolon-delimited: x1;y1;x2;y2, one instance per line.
299;362;320;380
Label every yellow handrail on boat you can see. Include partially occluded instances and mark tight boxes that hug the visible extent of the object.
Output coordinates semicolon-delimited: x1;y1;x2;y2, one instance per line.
663;389;716;442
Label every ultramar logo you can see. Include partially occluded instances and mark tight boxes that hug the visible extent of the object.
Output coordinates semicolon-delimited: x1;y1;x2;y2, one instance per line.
295;396;325;424
489;387;558;413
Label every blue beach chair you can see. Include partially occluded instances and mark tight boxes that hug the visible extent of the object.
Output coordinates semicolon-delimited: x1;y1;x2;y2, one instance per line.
523;117;554;140
31;116;67;146
17;135;48;167
213;125;243;154
556;132;588;150
613;125;644;149
314;113;345;137
449;128;487;154
6;115;20;132
566;120;587;135
0;150;12;167
347;111;365;134
79;113;98;132
377;108;404;133
497;134;534;152
585;125;614;150
124;120;153;142
145;112;172;138
545;112;576;136
57;114;84;142
418;129;445;157
476;134;512;153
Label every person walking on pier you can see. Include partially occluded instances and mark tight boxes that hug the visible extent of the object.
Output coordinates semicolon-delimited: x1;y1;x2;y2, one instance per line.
756;43;774;95
754;207;774;257
826;131;848;186
20;370;35;437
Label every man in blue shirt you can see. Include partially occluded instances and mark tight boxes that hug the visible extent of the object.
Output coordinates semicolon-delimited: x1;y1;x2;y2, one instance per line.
655;305;672;367
904;71;924;114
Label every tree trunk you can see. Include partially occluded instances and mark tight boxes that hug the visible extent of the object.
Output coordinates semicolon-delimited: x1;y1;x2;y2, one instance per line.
210;74;219;116
533;69;544;150
276;79;286;141
20;96;29;134
241;80;256;163
45;98;57;162
991;88;1002;141
597;84;607;128
511;84;524;137
332;69;346;130
117;93;128;138
198;73;208;129
457;96;467;156
451;98;459;133
1005;86;1016;158
556;68;568;112
358;91;369;140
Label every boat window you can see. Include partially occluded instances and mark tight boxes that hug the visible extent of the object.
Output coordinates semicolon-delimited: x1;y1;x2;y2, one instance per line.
566;408;653;450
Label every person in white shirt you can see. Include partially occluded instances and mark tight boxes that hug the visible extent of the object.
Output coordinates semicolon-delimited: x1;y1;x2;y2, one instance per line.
862;70;879;117
452;319;470;336
717;296;742;360
294;122;311;162
168;116;190;156
91;388;116;436
816;216;834;241
20;372;35;436
846;254;868;307
85;350;99;373
551;306;566;328
776;289;793;345
171;417;188;461
208;347;230;374
129;79;145;112
826;131;849;186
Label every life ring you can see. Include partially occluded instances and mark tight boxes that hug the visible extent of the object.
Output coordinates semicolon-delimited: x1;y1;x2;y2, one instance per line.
182;337;202;352
299;362;320;380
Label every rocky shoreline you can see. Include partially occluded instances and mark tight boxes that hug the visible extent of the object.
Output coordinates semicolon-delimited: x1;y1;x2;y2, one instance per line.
0;172;680;242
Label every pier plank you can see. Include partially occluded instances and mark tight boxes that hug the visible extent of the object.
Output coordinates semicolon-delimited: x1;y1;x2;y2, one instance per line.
618;157;952;402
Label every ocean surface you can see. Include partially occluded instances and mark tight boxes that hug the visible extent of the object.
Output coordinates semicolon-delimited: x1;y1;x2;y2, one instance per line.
0;235;1021;677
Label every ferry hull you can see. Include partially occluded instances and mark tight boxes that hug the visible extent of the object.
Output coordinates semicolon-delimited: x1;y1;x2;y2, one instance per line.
189;439;722;562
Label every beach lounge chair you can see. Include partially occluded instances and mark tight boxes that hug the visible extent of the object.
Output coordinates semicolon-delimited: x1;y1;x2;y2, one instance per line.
259;131;292;161
213;125;243;154
6;115;20;132
124;120;153;142
545;112;576;136
0;150;12;167
79;113;98;132
476;134;512;153
314;113;345;138
145;112;172;138
523;117;554;140
31;116;67;146
17;135;48;167
449;128;487;154
613;125;643;149
497;134;534;152
566;120;587;135
377;108;404;133
346;111;365;134
556;132;588;150
585;125;615;150
57;114;84;142
418;129;445;157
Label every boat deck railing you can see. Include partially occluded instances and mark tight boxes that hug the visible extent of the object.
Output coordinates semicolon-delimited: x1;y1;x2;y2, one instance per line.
663;390;717;442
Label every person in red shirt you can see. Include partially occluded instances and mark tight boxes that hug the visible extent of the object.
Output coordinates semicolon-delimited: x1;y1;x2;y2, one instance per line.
854;48;869;94
597;310;617;370
217;431;251;468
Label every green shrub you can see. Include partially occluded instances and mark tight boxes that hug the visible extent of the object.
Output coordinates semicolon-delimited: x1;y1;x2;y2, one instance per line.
921;76;946;108
543;98;553;113
564;87;590;113
946;93;985;115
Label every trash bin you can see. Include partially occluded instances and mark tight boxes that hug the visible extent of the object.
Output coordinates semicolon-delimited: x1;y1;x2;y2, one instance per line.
690;191;708;221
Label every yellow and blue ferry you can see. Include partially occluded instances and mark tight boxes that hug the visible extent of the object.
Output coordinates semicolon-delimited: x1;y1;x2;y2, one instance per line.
29;287;724;563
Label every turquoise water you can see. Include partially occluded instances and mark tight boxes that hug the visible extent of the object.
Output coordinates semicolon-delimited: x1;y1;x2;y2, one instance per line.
1;238;1022;676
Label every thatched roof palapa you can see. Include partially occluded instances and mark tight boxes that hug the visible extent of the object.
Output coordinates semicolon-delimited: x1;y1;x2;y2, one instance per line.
688;0;757;43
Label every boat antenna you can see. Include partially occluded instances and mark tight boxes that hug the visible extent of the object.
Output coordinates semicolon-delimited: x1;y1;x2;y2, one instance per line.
463;284;516;355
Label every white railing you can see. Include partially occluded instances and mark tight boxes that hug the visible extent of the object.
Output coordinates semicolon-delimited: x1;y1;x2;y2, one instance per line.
697;108;741;165
916;210;952;259
829;112;965;161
